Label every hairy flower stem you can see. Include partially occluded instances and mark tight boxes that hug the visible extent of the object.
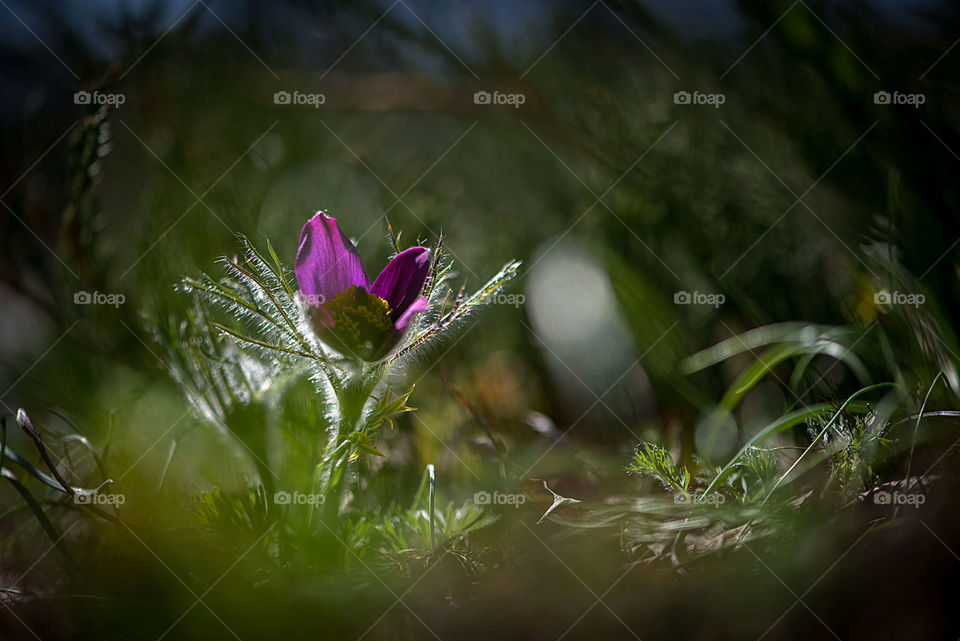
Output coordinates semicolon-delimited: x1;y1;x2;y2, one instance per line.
316;364;384;554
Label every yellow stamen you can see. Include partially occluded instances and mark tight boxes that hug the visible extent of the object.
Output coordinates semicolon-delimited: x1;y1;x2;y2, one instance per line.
323;286;393;357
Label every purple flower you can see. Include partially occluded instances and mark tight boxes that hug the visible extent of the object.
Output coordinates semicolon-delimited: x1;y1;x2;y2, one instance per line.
295;212;430;361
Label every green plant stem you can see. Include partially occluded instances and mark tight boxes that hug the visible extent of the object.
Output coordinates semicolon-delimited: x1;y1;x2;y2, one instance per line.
316;365;385;555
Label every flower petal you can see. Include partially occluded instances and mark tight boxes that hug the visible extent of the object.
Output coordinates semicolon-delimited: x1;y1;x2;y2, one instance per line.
393;296;428;332
295;212;368;304
370;247;430;318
